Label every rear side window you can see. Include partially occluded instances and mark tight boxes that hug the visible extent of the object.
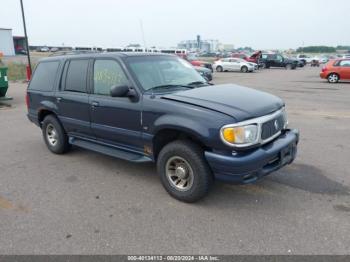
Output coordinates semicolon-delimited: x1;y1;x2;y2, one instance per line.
64;59;89;93
28;61;59;91
339;60;350;67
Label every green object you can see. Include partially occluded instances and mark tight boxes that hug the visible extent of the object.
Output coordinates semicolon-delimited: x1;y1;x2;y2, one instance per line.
0;67;9;97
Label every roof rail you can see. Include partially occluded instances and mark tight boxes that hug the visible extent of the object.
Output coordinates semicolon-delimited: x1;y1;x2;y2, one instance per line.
49;50;102;57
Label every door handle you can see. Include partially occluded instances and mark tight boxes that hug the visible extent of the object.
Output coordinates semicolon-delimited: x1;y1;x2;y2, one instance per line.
56;97;62;103
91;101;99;107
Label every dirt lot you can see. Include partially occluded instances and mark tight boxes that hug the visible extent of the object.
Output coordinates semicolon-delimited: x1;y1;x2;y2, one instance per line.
0;66;349;254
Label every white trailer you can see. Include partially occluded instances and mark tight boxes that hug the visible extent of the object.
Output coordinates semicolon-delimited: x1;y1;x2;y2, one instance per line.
0;28;15;56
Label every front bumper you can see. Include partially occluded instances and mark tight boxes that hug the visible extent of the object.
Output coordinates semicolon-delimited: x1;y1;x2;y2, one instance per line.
205;129;299;184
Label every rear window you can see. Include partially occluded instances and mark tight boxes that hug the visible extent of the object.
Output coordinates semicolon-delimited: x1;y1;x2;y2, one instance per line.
28;61;59;91
64;59;89;93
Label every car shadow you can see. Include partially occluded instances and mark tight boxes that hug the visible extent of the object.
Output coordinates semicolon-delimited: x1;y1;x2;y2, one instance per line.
64;147;350;208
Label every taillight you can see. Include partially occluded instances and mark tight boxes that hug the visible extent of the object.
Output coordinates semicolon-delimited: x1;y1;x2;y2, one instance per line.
321;66;327;72
25;92;30;110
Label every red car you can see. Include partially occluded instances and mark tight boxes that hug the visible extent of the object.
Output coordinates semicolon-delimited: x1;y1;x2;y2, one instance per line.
189;60;213;72
320;59;350;83
232;51;262;64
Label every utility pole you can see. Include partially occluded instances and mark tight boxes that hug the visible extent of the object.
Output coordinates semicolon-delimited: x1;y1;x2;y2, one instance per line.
139;19;147;50
20;0;32;76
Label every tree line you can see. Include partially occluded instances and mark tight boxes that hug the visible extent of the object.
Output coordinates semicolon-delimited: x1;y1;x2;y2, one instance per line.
297;46;350;53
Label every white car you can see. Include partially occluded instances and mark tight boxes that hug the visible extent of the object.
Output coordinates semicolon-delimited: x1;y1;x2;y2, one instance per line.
213;58;255;73
296;54;313;64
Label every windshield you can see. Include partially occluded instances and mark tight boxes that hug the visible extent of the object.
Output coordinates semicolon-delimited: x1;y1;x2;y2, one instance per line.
126;56;206;91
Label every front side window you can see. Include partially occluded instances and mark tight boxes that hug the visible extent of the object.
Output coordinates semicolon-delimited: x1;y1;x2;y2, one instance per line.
127;56;205;91
29;61;59;91
93;60;129;95
65;59;89;93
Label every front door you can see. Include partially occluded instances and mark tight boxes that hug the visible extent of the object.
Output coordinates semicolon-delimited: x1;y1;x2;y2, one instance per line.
339;60;350;79
89;58;143;152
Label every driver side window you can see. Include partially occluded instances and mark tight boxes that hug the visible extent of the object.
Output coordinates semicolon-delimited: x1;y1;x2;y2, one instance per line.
93;60;128;96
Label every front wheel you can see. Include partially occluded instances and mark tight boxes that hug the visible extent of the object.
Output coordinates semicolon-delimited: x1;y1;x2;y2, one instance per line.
285;64;292;70
216;65;223;72
327;73;339;83
241;66;248;73
157;140;213;202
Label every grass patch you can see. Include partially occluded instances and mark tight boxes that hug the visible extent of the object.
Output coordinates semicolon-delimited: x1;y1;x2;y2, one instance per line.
6;62;27;81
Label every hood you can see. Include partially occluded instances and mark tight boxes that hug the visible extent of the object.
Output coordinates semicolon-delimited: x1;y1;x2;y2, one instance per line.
161;84;284;122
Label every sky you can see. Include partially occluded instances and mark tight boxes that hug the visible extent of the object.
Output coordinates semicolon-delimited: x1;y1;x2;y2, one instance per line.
1;0;350;50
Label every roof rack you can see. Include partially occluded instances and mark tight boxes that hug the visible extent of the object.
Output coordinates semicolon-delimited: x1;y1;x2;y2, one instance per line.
49;50;102;57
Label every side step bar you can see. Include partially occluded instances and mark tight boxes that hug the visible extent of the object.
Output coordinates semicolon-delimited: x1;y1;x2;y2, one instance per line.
69;137;152;163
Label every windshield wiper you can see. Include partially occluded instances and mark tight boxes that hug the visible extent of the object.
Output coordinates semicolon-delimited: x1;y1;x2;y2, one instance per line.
186;81;209;86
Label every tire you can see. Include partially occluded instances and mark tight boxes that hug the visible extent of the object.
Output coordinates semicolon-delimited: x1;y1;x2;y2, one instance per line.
265;64;270;69
157;140;213;202
216;66;223;72
42;115;70;154
285;64;292;70
327;73;339;83
261;63;266;69
241;66;248;73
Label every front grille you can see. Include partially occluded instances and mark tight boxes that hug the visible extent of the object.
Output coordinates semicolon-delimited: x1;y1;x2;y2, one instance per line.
261;114;285;140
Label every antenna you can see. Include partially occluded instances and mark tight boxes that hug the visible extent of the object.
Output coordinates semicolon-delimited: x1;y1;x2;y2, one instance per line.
139;19;147;50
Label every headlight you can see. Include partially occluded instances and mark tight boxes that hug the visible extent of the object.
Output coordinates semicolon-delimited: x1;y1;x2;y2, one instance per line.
221;124;258;146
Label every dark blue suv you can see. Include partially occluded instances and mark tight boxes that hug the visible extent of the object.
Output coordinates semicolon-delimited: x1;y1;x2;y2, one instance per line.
27;53;299;202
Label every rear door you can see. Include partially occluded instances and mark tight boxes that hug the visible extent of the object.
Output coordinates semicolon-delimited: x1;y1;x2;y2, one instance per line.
89;58;143;151
56;59;93;139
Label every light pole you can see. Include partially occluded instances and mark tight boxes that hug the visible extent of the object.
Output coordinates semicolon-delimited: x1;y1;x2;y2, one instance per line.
19;0;32;76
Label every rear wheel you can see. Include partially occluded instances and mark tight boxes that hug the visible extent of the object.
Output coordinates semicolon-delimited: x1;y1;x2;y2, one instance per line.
327;73;339;83
241;66;248;73
157;140;213;202
216;65;223;72
285;64;292;70
42;115;70;154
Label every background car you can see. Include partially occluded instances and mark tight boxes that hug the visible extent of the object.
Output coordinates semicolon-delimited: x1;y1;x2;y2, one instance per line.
320;59;350;83
232;51;263;67
213;58;255;73
194;66;213;81
296;54;314;65
188;59;213;72
319;56;329;64
260;53;298;69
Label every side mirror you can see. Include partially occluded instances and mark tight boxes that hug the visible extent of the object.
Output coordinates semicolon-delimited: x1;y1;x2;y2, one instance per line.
110;85;130;97
110;84;138;101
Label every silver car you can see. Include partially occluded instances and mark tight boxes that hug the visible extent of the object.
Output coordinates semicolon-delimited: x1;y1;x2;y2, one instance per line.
213;58;255;73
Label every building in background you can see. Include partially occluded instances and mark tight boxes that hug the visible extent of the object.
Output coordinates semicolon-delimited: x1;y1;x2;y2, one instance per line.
217;43;235;52
13;36;28;54
0;28;15;56
178;35;220;53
